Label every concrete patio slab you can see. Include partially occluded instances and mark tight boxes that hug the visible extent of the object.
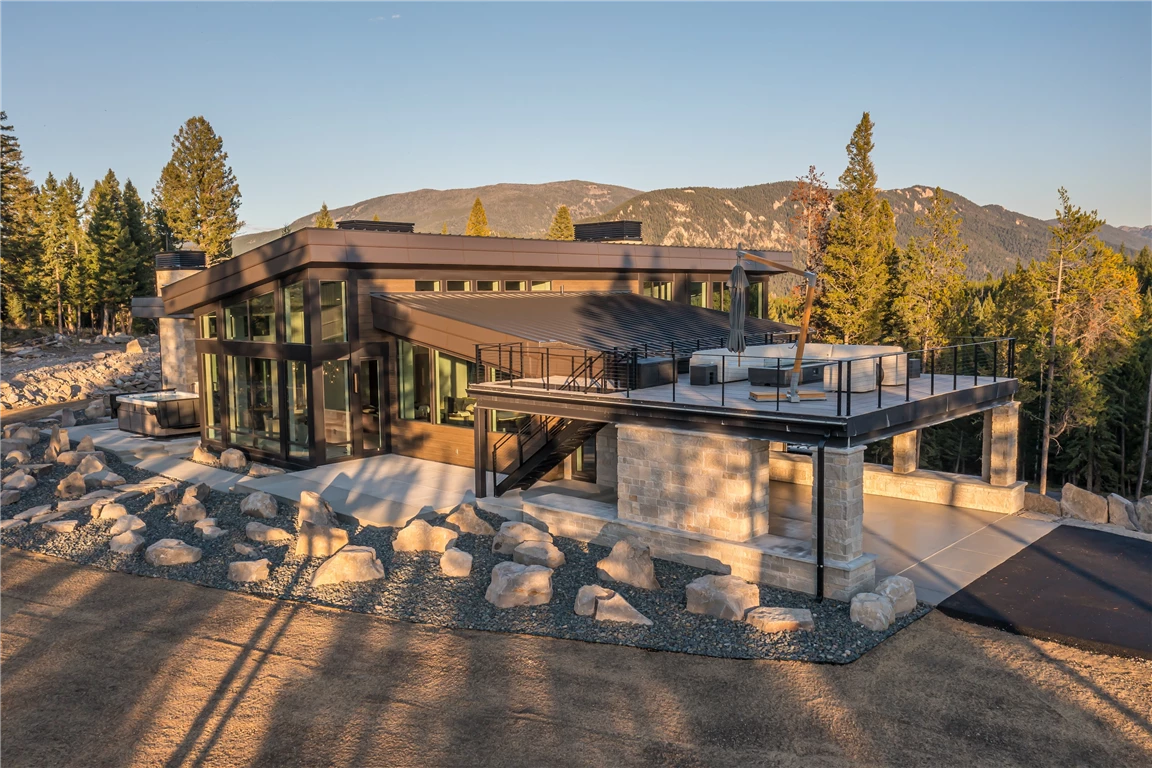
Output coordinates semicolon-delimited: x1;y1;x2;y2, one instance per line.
132;454;242;490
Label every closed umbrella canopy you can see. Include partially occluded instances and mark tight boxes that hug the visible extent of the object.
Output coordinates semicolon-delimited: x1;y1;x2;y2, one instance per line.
727;260;749;354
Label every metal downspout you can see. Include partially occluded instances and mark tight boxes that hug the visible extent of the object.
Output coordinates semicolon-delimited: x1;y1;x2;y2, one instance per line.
816;438;826;601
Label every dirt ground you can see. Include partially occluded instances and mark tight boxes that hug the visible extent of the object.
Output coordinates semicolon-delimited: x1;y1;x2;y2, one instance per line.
2;548;1150;768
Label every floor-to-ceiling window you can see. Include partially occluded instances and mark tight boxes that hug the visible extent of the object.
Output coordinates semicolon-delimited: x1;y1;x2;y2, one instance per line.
203;354;222;441
287;360;309;460
398;340;432;422
284;283;306;343
437;351;476;427
323;360;352;459
361;359;383;451
689;282;706;307
227;356;279;452
319;281;347;343
747;282;764;319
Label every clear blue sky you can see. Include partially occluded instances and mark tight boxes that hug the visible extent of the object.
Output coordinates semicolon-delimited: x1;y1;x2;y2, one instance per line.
3;2;1150;232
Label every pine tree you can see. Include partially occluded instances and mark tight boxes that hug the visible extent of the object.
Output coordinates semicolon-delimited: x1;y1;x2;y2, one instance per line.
1;112;42;325
818;112;894;343
465;197;490;237
314;203;335;228
86;170;139;334
890;187;968;349
546;205;575;240
122;180;155;300
153;116;242;262
37;174;88;333
788;165;833;273
371;214;380;222
441;222;449;235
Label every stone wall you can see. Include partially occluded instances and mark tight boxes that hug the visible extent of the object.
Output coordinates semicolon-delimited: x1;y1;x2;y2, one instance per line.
617;424;771;542
815;446;865;562
982;402;1020;487
159;317;198;393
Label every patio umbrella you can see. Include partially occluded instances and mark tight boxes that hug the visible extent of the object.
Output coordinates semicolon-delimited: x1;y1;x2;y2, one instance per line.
726;259;749;356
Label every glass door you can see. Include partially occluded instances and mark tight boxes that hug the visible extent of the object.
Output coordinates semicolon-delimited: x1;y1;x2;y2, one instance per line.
360;358;384;454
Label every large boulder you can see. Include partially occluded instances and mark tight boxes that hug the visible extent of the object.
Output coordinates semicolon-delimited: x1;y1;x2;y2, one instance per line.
76;454;106;475
56;472;86;499
574;585;615;616
240;491;278;519
850;592;896;631
219;448;247;471
247;463;285;478
745;606;815;633
97;502;129;520
297;491;338;528
229;558;271;583
58;409;77;428
1106;494;1138;531
1137;496;1152;534
4;470;36;492
246;521;293;544
393;519;458;553
30;507;68;525
182;482;212;505
295;521;349;558
83;470;125;489
144;538;202;566
12;426;40;444
594;593;653;626
84;400;106;419
109;514;146;536
596;536;660;590
76;435;96;453
193;518;227;539
43;519;78;534
1060;483;1108;524
311;545;386;587
0;519;28;532
485;561;553;608
109;530;146;554
440;547;473;577
124;339;144;355
192;444;219;467
57;450;105;467
174;501;208;523
685;575;759;621
0;489;21;506
513;540;566;569
491;521;551;555
151;483;181;507
5;449;31;466
874;575;917;617
444;502;496;536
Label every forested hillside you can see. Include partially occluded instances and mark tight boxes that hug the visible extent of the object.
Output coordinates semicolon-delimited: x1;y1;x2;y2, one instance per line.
232;181;639;254
585;183;1152;278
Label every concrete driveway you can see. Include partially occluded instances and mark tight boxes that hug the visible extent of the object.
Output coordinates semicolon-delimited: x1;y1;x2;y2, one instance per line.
2;548;1149;768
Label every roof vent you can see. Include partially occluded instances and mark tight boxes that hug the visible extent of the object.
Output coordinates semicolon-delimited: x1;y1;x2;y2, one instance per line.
573;221;642;242
155;251;207;271
336;220;415;233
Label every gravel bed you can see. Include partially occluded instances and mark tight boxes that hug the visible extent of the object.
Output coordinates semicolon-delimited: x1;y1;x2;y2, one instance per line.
1;435;930;664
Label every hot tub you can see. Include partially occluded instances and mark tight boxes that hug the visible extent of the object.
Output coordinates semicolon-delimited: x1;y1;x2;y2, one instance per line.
117;391;201;437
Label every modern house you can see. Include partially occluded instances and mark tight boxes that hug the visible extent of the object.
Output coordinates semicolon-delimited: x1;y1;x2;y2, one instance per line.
147;222;1023;601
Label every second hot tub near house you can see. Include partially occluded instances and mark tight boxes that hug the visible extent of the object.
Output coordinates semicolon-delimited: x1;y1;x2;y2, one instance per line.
116;391;201;437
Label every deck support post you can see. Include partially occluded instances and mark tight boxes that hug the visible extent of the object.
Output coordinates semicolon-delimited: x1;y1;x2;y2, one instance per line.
474;406;489;499
892;430;920;474
981;401;1020;487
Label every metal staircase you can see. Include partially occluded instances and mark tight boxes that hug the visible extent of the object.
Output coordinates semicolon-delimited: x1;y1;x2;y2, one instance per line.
492;417;606;496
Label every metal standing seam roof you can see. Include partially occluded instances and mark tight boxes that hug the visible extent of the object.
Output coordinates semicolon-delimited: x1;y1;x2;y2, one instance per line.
371;291;797;352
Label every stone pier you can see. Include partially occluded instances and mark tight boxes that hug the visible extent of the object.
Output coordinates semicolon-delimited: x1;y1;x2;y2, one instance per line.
982;402;1020;487
892;430;919;475
616;424;771;541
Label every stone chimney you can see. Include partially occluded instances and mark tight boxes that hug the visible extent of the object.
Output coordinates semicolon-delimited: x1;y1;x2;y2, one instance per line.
151;251;206;393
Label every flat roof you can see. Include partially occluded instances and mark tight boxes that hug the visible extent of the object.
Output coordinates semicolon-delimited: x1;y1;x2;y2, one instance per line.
371;291;797;354
161;228;793;315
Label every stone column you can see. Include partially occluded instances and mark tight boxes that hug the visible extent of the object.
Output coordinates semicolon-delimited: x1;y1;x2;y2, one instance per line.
982;402;1020;487
616;424;771;541
595;423;618;489
813;445;865;562
891;430;919;474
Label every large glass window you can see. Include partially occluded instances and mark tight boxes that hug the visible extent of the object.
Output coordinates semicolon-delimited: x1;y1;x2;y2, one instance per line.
711;281;730;311
445;280;470;292
437;351;476;427
284;283;306;343
531;280;552;291
227;356;279;453
322;360;352;459
224;299;249;340
399;340;432;422
689;282;705;307
199;312;217;339
747;282;764;319
319;281;347;343
287;360;309;460
505;280;525;291
477;280;498;291
415;280;440;292
203;354;221;441
642;281;673;300
250;291;275;342
361;359;383;451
